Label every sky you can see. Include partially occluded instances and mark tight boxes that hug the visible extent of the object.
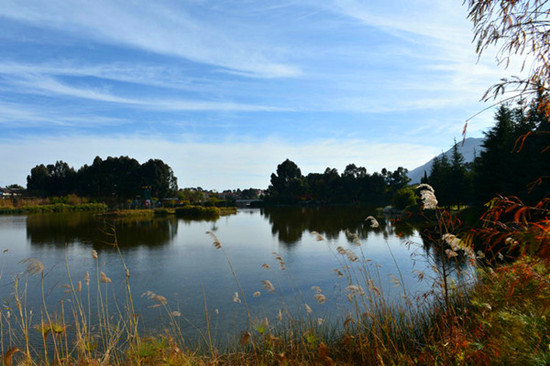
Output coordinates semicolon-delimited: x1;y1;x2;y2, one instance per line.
0;0;515;190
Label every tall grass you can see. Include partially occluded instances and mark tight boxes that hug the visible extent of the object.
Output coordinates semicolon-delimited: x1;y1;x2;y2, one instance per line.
0;191;548;365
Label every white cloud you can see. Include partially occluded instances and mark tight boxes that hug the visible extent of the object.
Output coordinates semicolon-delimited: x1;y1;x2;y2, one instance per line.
4;74;287;112
0;135;439;190
0;102;128;126
0;0;301;78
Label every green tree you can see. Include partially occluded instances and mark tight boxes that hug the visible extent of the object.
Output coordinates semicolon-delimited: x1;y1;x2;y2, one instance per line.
474;104;519;203
27;164;50;196
266;159;306;203
392;187;417;210
429;154;453;207
449;140;468;208
140;159;178;199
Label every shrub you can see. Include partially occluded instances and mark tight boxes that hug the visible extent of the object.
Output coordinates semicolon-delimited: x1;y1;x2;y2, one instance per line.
175;205;220;219
392;187;417;210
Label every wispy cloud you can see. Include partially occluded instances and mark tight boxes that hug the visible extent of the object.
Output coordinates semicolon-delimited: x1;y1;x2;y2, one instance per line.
0;102;128;127
0;0;301;78
3;73;288;112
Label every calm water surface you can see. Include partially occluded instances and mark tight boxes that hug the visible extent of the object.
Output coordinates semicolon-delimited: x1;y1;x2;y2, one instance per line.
0;207;464;344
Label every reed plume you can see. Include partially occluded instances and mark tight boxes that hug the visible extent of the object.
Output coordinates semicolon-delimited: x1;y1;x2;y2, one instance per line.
20;258;44;275
262;280;275;293
100;271;112;283
205;231;222;249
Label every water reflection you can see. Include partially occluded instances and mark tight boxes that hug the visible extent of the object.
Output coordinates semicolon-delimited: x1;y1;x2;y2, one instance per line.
26;213;179;248
261;206;416;246
0;208;477;349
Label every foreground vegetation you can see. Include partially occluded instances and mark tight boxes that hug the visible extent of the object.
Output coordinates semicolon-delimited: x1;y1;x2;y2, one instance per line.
1;188;548;365
0;195;107;214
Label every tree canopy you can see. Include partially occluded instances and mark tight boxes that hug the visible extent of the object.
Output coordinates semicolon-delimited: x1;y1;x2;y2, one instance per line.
27;156;178;199
264;159;409;205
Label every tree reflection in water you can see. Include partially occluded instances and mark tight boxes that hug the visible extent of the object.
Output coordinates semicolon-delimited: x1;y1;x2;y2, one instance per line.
261;206;417;247
26;212;179;250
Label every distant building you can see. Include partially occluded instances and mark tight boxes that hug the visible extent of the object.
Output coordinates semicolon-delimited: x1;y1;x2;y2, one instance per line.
0;187;23;199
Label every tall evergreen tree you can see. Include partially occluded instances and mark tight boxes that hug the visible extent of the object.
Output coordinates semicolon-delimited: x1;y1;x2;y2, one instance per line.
450;140;468;208
474;104;518;203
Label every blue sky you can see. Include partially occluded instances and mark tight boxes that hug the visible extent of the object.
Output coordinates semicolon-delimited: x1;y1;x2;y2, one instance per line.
0;0;513;190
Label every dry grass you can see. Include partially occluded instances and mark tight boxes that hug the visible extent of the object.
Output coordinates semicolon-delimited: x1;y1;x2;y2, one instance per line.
1;192;549;365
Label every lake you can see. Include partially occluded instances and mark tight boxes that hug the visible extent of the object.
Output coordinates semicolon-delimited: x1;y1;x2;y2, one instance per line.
0;207;470;347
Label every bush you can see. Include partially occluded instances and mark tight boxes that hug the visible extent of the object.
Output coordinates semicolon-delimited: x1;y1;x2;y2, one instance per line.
392;187;417;210
175;205;220;219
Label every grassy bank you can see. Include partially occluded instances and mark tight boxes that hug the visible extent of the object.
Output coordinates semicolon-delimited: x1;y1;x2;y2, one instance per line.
96;206;238;219
0;202;108;214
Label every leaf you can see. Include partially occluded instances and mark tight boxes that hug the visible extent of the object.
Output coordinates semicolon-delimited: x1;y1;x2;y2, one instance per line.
3;348;20;366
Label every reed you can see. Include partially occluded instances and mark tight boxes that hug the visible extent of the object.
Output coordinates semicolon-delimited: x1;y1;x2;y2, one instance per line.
0;195;548;365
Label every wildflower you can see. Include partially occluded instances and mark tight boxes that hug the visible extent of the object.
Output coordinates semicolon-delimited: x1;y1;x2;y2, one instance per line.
261;263;271;269
20;258;44;275
417;183;434;193
417;184;438;209
277;309;283;321
272;252;286;270
367;279;380;296
442;234;461;251
91;250;98;259
262;280;275;293
314;293;326;304
310;231;325;241
77;281;82;293
311;286;322;293
317;318;325;326
206;231;222;249
345;229;361;245
304;304;312;314
83;272;90;286
142;291;167;305
333;268;344;277
170;311;181;317
336;246;346;255
233;292;241;303
414;270;425;281
253;291;261;298
365;216;380;228
346;250;358;262
505;237;519;247
346;285;365;296
445;249;458;258
100;271;112;283
390;274;401;287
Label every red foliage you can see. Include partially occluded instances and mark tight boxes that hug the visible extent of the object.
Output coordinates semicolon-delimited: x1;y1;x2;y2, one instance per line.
470;196;550;259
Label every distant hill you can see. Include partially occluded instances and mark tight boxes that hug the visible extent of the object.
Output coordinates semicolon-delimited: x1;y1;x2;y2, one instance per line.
408;137;484;184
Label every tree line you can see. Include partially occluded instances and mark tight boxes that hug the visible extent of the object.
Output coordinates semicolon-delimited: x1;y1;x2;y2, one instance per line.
265;93;549;208
264;159;410;205
424;93;550;208
26;156;178;199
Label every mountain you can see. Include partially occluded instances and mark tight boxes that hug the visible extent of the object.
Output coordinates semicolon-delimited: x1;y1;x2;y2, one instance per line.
408;137;484;184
